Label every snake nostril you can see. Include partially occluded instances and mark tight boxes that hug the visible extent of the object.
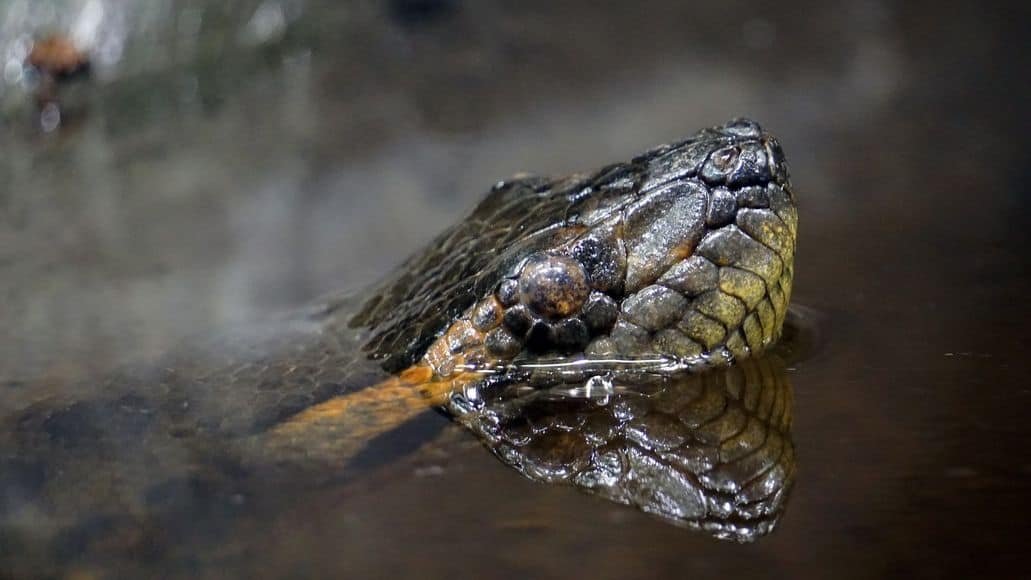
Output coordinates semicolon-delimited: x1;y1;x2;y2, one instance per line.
712;147;740;171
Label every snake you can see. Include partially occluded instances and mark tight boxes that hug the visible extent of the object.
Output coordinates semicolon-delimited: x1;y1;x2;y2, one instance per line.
0;118;799;567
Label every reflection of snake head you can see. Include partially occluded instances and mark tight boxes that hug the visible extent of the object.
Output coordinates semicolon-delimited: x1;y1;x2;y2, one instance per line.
453;356;795;542
353;118;798;377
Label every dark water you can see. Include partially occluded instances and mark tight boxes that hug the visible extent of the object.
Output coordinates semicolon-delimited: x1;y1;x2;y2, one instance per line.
2;1;1030;578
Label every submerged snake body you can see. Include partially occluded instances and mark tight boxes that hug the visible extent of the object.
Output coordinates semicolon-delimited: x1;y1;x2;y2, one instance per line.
0;119;798;563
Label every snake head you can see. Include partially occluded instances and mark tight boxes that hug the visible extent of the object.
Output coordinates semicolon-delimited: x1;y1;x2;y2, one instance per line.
354;118;797;376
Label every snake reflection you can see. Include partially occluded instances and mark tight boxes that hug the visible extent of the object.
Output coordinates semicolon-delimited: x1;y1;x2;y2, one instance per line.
453;355;795;541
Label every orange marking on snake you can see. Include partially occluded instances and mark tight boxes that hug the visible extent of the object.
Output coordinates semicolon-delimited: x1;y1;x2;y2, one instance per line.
271;364;477;438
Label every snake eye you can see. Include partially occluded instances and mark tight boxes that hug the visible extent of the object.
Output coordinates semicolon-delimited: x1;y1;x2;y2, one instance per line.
517;255;590;320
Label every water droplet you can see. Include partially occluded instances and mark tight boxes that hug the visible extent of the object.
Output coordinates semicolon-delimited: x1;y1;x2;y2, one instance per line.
584;374;614;404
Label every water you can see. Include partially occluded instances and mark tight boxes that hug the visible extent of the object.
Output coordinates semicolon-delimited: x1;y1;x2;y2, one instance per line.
2;1;1030;578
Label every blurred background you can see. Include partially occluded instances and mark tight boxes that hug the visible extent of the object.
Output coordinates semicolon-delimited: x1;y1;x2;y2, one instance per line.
1;0;1030;578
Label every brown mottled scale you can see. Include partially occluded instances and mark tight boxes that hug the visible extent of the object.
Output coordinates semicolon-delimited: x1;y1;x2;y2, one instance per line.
0;119;799;560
